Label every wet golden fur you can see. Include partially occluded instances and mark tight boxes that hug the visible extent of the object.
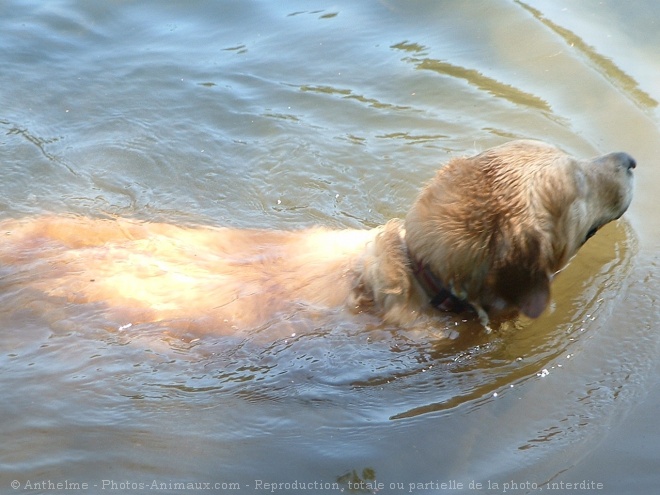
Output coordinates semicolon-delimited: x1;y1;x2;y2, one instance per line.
0;140;634;333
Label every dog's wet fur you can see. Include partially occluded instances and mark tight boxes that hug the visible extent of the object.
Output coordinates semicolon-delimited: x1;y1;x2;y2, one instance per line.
1;140;635;333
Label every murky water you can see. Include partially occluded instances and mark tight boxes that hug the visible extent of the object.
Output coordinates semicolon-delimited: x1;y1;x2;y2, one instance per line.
1;1;659;494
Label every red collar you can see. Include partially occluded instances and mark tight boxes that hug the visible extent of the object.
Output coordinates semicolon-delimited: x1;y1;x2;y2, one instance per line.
407;249;473;313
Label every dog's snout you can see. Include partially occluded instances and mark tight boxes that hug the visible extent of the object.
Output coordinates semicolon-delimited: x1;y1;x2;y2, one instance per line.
596;151;636;172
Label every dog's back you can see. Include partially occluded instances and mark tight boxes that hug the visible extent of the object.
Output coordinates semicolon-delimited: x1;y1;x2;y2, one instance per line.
0;216;377;333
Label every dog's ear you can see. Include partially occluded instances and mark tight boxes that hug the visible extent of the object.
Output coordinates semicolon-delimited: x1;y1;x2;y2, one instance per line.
495;263;550;318
517;273;550;318
494;233;551;318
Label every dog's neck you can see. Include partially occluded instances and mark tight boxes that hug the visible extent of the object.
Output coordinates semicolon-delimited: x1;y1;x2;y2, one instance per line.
405;245;473;314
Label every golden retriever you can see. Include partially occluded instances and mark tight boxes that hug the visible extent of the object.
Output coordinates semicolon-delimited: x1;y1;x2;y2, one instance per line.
0;140;635;334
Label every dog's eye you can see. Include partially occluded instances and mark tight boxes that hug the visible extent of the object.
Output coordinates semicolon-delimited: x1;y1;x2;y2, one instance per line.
584;226;599;243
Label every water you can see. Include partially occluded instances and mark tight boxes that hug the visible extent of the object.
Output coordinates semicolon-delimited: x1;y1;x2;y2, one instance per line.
1;1;659;494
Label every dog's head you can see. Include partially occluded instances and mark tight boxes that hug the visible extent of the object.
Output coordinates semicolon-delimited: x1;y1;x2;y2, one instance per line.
405;140;635;319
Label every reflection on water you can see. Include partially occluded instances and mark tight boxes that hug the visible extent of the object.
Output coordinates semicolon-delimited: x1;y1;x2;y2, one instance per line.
516;1;658;111
1;0;659;492
391;41;552;112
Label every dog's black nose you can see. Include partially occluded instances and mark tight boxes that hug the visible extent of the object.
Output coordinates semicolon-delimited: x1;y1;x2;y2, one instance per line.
614;152;636;170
